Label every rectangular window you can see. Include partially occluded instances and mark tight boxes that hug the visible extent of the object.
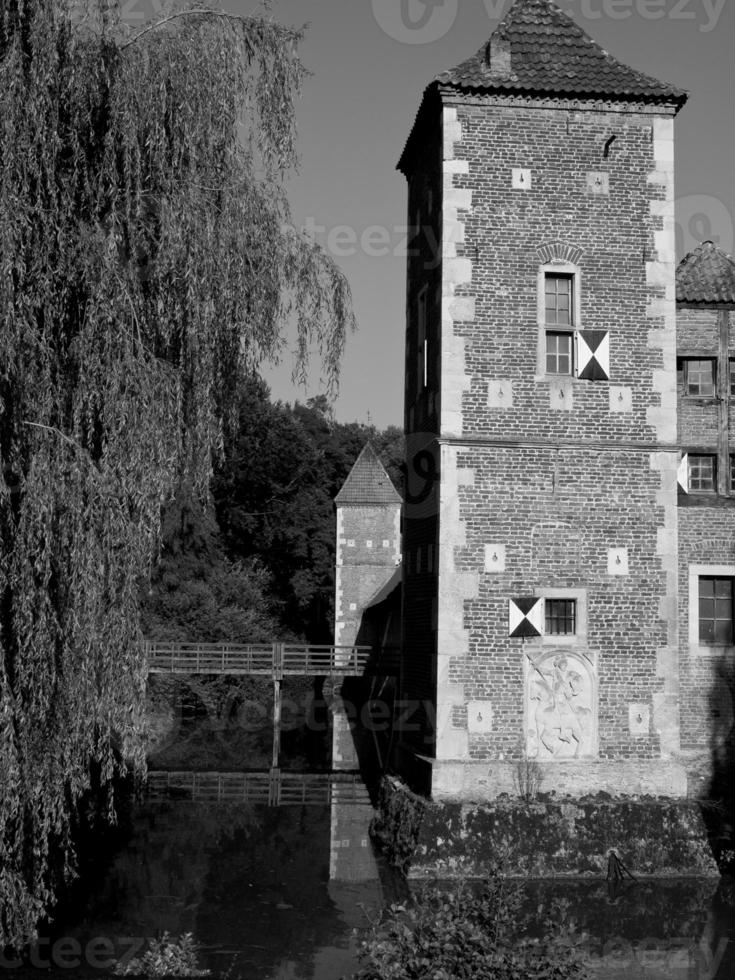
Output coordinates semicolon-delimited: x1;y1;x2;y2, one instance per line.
546;331;573;376
417;288;428;392
689;454;717;492
545;599;577;636
731;455;735;492
544;274;574;376
730;359;735;397
545;274;573;326
699;577;734;646
683;359;716;396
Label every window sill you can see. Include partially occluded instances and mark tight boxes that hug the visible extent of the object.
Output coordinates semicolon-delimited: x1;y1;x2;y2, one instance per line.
535;373;574;383
534;374;610;384
679;493;735;508
524;634;587;648
690;644;735;659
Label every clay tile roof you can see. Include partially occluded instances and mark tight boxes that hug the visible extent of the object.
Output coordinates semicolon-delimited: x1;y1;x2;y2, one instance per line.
435;0;686;105
334;444;402;506
676;241;735;305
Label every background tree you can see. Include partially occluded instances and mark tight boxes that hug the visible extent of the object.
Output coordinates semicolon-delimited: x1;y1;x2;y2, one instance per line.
141;490;281;645
214;376;404;641
0;0;353;945
140;490;286;775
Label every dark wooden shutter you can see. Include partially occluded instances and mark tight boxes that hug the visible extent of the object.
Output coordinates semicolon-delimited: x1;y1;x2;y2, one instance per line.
577;330;610;381
509;597;544;638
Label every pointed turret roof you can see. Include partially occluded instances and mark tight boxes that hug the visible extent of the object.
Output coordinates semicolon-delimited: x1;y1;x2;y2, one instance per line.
677;241;735;305
335;444;402;506
436;0;687;105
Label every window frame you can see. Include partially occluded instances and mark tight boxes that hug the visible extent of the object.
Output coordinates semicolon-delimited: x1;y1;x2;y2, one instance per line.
689;565;735;656
545;273;574;327
545;598;577;636
546;330;574;377
680;357;716;397
416;285;428;396
528;587;587;647
688;453;718;493
537;262;582;379
698;576;734;647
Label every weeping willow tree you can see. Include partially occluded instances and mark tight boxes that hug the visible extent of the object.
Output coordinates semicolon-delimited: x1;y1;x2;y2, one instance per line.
0;0;352;945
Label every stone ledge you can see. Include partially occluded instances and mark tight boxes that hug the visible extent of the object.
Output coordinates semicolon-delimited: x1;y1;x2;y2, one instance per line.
430;758;689;801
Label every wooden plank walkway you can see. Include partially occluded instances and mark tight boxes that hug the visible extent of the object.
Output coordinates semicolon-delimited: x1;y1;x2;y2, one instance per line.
145;642;376;677
145;769;372;807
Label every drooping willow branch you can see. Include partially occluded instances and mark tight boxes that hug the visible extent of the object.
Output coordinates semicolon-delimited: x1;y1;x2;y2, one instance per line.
119;7;299;52
0;0;354;948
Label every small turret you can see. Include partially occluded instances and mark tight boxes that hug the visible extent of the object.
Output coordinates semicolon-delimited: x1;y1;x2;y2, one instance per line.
334;444;401;649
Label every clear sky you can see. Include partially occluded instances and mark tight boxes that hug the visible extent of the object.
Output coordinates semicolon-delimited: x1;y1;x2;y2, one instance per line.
221;0;735;428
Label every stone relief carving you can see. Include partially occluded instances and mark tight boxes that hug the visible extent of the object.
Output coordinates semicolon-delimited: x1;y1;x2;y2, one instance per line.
525;651;597;760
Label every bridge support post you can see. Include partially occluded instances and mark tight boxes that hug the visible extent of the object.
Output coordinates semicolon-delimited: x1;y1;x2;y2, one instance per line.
272;677;281;769
272;643;284;769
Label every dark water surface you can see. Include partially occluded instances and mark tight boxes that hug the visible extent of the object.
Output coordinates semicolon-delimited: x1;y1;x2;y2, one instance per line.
10;794;735;980
52;798;394;980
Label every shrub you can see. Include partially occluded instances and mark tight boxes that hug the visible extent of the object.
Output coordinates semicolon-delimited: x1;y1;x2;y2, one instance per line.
353;872;588;980
114;932;209;977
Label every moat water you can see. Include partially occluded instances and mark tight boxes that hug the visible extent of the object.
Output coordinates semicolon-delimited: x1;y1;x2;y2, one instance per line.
15;795;734;980
52;799;393;980
10;696;735;980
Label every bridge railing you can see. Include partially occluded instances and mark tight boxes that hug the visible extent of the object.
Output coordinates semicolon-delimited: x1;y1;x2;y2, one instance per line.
281;644;370;675
145;769;371;806
145;641;375;676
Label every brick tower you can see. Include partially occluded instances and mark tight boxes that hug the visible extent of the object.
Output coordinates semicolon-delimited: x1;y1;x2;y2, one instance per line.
396;0;689;801
334;443;402;651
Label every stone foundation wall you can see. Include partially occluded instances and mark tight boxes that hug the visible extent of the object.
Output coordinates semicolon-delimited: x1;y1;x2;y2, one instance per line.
371;776;719;879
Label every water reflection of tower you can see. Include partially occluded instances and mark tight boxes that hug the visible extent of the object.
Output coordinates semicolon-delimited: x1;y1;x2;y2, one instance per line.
329;799;379;882
327;796;384;968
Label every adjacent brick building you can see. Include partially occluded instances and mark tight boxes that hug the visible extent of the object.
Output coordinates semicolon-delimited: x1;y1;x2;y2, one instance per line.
676;241;735;799
336;0;735;807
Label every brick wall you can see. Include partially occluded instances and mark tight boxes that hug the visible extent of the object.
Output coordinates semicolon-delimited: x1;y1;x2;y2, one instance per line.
454;445;666;763
678;508;735;752
400;438;440;755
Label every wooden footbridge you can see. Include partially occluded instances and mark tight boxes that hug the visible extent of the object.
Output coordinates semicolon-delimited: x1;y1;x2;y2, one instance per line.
146;768;371;807
145;642;382;677
145;639;398;777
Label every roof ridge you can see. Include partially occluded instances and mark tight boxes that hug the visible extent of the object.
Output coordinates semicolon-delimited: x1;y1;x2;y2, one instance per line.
684;238;735;263
676;240;735;305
